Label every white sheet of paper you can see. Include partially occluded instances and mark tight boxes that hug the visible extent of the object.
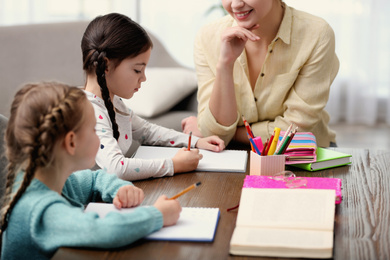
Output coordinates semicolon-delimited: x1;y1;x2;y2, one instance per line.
133;146;248;173
84;203;220;242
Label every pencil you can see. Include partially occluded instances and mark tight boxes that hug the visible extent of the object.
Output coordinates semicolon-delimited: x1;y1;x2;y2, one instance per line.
264;134;274;155
275;123;293;154
242;115;254;138
187;131;192;151
261;138;269;156
249;137;261;155
280;127;298;154
267;127;281;155
169;182;202;200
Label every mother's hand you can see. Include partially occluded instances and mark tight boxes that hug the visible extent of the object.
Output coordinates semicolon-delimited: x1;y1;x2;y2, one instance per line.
181;116;203;137
219;25;260;65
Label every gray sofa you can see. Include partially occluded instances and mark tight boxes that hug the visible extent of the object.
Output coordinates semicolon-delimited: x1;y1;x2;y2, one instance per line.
0;21;198;204
0;21;197;130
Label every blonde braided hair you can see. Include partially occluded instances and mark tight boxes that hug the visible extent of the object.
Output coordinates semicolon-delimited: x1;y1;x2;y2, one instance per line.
0;82;87;246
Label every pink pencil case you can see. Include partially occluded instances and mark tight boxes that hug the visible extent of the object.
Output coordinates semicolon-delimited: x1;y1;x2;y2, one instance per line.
243;175;342;204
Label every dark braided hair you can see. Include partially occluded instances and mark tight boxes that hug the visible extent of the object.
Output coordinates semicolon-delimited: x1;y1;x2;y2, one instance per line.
0;82;87;248
81;13;153;140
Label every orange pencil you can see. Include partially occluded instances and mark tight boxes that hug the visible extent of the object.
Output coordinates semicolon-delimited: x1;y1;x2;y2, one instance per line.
169;182;201;200
187;131;192;151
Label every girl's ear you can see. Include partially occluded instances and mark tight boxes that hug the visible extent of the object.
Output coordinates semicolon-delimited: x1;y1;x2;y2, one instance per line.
63;131;77;155
104;57;111;74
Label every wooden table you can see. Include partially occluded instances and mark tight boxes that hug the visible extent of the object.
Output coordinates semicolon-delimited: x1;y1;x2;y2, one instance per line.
53;148;390;260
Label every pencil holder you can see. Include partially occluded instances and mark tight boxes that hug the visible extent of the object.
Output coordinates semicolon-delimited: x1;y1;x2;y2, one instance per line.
249;151;286;176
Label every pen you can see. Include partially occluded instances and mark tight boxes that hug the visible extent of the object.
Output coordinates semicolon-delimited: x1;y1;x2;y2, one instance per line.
169;182;202;200
187;131;192;151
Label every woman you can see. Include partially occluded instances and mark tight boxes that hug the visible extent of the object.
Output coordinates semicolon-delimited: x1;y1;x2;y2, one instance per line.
182;0;339;147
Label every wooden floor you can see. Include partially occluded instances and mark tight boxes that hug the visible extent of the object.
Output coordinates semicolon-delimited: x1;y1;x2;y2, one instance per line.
330;123;390;149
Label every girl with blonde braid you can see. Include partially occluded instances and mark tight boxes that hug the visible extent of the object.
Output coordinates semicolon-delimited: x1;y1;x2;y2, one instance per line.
82;13;225;181
0;82;181;259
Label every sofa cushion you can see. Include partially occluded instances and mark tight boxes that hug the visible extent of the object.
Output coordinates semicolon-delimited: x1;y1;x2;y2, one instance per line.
122;67;197;118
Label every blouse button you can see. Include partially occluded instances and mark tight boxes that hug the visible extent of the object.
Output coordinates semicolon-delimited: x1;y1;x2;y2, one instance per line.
261;73;265;77
254;97;258;102
270;50;273;53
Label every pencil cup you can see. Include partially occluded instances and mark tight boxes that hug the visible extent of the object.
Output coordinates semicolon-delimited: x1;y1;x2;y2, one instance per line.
249;151;286;176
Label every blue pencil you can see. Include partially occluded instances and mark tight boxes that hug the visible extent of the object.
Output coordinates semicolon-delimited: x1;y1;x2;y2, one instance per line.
249;137;261;155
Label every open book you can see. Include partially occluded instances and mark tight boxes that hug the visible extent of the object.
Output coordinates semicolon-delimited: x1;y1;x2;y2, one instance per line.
85;203;220;242
230;188;336;258
133;146;248;173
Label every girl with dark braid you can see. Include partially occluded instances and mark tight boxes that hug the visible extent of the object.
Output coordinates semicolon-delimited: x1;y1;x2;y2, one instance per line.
82;13;225;181
0;82;181;259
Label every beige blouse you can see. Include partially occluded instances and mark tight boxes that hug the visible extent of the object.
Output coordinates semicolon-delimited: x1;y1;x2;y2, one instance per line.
194;4;339;147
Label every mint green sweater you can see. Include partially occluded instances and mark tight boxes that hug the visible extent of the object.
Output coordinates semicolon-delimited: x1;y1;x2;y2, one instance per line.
1;170;163;259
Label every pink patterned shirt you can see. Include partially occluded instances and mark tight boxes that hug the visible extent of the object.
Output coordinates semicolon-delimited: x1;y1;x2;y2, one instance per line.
85;91;199;181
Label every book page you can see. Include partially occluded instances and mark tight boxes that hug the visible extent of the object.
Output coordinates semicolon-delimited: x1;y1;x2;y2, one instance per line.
230;226;333;258
236;189;335;231
230;226;333;248
133;146;248;172
84;203;220;242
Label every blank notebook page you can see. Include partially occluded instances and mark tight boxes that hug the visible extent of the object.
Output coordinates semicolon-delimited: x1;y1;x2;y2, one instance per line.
85;203;220;242
133;146;248;173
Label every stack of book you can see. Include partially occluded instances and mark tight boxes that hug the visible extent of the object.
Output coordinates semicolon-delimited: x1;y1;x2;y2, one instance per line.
276;131;317;164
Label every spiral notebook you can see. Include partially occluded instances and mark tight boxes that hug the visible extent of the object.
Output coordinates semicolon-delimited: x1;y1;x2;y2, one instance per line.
84;203;220;242
133;146;248;173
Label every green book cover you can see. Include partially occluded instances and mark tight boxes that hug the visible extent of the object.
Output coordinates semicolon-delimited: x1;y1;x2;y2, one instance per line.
292;148;352;171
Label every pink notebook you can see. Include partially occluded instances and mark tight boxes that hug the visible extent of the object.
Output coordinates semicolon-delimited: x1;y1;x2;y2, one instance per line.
277;131;317;165
243;175;342;204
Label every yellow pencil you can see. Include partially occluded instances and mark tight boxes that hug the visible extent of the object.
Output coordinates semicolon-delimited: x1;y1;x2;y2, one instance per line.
169;182;201;200
267;127;281;155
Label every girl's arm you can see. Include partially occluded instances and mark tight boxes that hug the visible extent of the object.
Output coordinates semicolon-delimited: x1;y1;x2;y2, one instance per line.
62;169;134;205
30;196;164;257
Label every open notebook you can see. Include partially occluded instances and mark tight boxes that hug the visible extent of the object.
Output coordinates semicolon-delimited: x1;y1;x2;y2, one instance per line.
85;203;220;242
133;146;248;173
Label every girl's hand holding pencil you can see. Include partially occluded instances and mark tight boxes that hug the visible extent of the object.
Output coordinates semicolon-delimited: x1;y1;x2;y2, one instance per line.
172;147;203;173
153;195;182;227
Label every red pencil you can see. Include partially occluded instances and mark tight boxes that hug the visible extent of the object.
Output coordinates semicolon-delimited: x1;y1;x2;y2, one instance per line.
242;116;254;138
261;138;269;156
264;133;274;155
